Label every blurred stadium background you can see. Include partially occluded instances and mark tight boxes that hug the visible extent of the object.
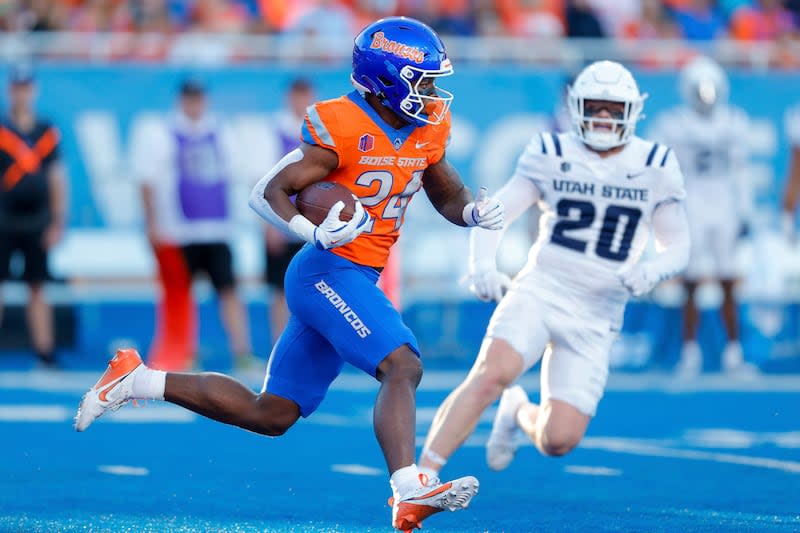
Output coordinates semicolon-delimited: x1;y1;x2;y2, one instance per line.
2;2;800;533
0;0;798;373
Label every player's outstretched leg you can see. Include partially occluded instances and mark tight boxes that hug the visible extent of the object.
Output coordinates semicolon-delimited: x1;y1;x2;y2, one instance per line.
392;474;479;532
74;348;149;431
75;348;300;435
486;384;529;471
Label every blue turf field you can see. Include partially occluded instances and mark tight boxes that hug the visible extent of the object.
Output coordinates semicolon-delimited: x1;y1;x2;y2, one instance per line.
2;368;800;533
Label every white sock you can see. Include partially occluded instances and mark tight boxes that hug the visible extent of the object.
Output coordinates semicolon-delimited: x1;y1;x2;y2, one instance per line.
132;367;166;400
390;464;421;501
419;447;447;481
418;465;439;484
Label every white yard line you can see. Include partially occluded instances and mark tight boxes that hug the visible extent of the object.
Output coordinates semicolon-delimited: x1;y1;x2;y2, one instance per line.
330;464;383;476
0;403;194;423
98;465;149;476
579;437;800;474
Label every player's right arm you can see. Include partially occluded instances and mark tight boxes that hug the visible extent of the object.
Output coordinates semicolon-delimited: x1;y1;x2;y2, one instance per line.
248;143;368;250
467;137;545;302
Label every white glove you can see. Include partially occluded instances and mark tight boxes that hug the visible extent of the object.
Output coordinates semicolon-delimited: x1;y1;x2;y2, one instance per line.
313;199;370;250
463;186;504;230
617;263;657;297
469;270;512;303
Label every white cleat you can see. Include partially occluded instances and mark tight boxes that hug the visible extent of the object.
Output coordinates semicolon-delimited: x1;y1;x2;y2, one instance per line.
675;341;703;379
721;342;760;378
486;385;528;471
390;474;479;532
74;348;144;432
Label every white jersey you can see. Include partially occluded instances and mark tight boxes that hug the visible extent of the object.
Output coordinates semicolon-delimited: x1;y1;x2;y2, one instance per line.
648;105;748;203
513;131;686;327
131;111;237;244
648;106;749;278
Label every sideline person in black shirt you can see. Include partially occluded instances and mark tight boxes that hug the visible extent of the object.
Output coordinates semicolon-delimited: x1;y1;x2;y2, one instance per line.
0;65;66;367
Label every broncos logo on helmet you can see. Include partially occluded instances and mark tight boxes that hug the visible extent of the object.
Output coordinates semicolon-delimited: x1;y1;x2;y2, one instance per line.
351;17;454;127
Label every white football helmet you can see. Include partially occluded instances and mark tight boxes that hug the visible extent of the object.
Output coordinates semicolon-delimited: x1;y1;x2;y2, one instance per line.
567;61;647;151
679;55;728;115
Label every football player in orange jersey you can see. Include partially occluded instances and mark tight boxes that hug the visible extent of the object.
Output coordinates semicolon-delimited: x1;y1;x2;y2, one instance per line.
74;17;503;532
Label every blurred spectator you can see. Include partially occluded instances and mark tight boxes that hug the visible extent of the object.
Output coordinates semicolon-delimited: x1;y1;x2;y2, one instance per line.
787;0;800;18
132;0;172;33
584;0;640;38
0;65;65;367
18;0;69;32
730;0;796;41
673;0;727;40
189;0;250;32
263;78;315;345
402;0;477;36
496;0;565;37
719;0;751;20
566;0;605;38
284;0;357;38
70;0;133;32
255;0;297;32
474;3;506;36
256;0;321;32
352;0;399;32
131;78;255;371
121;0;173;61
623;0;681;39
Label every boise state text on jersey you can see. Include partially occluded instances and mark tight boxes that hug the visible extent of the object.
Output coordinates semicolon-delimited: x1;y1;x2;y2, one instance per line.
301;90;451;268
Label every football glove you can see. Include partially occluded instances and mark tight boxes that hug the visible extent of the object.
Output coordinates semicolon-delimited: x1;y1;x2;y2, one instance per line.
463;186;504;230
469;270;512;303
617;263;658;297
313;200;370;250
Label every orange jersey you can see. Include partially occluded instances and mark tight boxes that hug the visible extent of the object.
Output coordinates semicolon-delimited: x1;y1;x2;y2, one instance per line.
301;91;450;268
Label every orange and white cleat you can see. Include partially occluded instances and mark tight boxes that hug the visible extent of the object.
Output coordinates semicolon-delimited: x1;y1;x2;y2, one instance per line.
391;475;479;532
74;348;145;432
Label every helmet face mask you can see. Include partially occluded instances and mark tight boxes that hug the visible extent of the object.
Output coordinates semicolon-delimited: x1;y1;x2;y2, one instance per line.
397;64;453;125
352;17;453;126
567;61;646;151
574;99;629;148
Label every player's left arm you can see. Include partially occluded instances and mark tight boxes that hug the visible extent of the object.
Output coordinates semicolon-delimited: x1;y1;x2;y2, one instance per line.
619;156;690;297
422;157;504;230
618;201;691;297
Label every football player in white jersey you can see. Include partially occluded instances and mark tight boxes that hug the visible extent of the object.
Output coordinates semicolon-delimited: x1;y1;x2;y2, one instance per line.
416;61;691;475
649;56;756;377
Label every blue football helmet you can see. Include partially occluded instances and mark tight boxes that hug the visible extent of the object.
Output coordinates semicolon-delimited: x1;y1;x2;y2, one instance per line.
352;17;453;127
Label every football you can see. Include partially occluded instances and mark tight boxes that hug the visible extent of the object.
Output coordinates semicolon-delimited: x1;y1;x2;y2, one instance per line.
295;181;359;226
